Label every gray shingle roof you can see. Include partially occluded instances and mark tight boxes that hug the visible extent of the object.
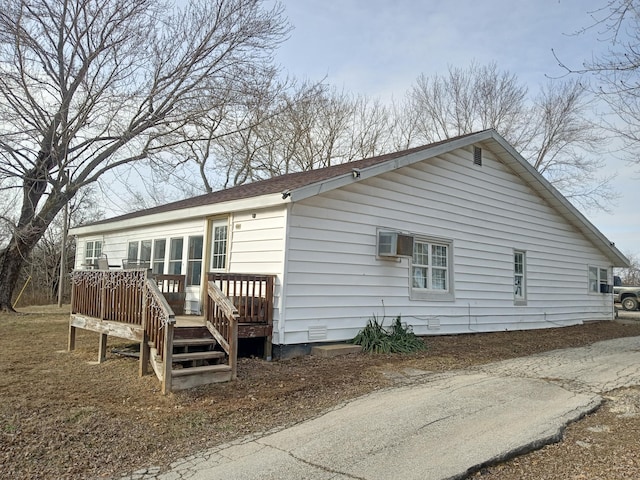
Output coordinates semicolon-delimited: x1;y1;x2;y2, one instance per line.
88;135;476;227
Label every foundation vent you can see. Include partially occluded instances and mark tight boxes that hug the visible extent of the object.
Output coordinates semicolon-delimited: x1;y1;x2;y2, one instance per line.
427;318;441;330
308;325;328;341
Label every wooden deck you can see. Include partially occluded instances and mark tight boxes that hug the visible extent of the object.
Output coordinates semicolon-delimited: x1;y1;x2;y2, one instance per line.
68;270;276;393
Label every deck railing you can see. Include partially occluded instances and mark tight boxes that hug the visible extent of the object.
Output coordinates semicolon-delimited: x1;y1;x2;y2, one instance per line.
207;273;275;324
70;269;176;393
71;270;146;324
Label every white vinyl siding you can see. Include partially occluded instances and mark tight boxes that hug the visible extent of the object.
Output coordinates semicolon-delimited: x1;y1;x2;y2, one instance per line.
282;146;614;344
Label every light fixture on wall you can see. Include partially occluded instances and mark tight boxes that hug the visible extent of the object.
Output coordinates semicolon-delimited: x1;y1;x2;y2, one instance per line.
352;168;361;178
282;190;291;199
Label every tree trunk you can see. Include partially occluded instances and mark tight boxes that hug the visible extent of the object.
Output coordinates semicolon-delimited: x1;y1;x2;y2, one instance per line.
0;191;67;312
0;238;33;312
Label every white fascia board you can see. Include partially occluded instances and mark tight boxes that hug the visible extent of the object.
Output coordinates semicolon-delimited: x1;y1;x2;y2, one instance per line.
488;134;629;267
289;132;491;203
69;193;287;237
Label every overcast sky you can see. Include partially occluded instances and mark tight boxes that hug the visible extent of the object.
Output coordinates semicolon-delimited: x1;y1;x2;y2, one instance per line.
274;0;640;258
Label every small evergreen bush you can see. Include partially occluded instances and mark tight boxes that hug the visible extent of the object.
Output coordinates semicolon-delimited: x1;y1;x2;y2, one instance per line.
352;315;426;354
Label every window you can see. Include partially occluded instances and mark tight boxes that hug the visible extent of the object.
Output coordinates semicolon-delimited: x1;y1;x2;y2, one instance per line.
127;240;152;262
514;250;526;304
140;240;152;263
127;241;138;261
588;266;609;293
600;268;608;292
152;239;166;275
169;238;184;274
187;236;203;286
85;240;103;266
411;238;453;300
210;223;228;270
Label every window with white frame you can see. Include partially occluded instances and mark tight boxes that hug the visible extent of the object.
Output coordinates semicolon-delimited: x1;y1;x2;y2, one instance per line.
169;238;184;274
210;222;228;271
85;240;103;266
187;236;203;286
411;238;452;300
588;266;609;293
152;239;166;275
514;250;526;304
127;240;152;262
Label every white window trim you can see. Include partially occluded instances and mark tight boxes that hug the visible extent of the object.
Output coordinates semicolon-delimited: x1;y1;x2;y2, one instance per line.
514;250;527;306
588;265;610;294
210;220;229;271
409;236;455;302
187;235;204;286
84;239;103;267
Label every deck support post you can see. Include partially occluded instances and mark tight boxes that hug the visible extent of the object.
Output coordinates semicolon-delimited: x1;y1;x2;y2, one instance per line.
162;322;174;394
139;273;149;377
139;334;150;376
68;324;76;351
98;333;108;363
264;335;272;361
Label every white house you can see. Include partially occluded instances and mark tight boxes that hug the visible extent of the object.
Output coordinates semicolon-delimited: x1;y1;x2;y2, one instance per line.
69;129;628;357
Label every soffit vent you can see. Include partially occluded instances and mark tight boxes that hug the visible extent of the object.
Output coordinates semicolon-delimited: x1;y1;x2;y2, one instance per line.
473;146;482;166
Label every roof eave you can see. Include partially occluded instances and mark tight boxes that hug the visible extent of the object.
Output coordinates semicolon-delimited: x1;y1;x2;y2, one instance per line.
69;192;287;237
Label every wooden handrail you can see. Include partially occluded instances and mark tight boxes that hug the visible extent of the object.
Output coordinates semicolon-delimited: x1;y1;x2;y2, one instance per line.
206;281;239;379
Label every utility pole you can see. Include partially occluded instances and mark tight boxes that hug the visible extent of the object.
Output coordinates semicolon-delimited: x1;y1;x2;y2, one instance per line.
57;183;69;308
57;202;68;307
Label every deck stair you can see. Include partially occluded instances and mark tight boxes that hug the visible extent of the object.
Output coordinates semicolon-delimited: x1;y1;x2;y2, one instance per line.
159;326;233;390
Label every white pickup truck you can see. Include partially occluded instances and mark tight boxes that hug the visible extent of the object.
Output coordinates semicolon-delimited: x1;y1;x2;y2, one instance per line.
614;276;640;311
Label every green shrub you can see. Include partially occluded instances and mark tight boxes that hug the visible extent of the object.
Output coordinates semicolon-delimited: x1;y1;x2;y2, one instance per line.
352;315;426;354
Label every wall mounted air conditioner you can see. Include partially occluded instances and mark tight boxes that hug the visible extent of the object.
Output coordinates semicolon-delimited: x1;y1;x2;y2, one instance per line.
378;231;414;258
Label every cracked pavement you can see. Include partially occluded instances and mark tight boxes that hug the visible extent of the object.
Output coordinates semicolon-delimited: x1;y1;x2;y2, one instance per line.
118;336;640;480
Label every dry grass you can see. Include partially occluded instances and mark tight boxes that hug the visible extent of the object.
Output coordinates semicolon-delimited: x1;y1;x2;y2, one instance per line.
2;305;640;479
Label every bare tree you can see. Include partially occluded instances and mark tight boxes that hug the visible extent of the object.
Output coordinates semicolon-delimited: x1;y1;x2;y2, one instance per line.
522;80;617;210
408;62;529;143
176;82;393;191
404;63;612;210
554;0;640;158
0;0;289;311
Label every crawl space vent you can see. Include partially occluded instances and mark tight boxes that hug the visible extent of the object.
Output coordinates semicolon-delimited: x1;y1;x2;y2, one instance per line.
308;325;328;341
427;318;441;330
473;146;482;166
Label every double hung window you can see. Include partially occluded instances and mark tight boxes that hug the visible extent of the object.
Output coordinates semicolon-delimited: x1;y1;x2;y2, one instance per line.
514;250;526;304
85;240;103;266
411;238;453;300
169;238;184;275
187;236;204;286
210;223;228;271
588;266;609;293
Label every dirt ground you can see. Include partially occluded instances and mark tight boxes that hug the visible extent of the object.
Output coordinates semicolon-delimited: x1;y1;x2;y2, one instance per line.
2;306;640;480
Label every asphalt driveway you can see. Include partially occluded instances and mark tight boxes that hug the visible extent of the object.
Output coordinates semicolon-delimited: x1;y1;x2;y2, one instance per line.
120;335;640;480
